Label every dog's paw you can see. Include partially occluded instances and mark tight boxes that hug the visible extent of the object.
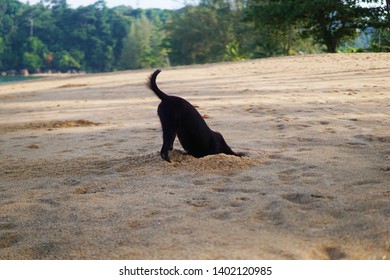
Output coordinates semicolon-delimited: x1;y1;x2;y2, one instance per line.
235;151;248;157
160;151;171;162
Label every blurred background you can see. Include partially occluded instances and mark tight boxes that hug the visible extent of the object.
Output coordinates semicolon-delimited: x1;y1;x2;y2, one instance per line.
0;0;389;77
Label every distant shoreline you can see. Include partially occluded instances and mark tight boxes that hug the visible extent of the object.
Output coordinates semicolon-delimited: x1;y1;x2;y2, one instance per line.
0;76;43;84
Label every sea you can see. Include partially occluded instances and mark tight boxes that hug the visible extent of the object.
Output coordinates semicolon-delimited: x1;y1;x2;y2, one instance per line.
0;76;42;84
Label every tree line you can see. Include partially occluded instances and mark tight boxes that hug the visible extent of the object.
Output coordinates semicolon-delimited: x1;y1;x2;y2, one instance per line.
0;0;389;74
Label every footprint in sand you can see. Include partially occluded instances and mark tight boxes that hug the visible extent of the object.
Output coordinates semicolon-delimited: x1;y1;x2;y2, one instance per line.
0;222;18;249
211;186;260;194
0;232;19;249
278;168;300;183
282;193;335;205
353;134;390;171
211;211;231;220
186;197;209;208
253;201;286;226
0;222;16;231
354;134;390;144
323;246;347;260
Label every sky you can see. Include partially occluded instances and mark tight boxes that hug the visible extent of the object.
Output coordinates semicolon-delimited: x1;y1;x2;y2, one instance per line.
20;0;192;10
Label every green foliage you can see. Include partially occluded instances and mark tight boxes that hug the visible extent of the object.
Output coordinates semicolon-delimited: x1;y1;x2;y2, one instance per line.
0;37;4;69
246;0;386;53
22;52;42;72
370;29;390;52
23;36;48;55
21;37;48;71
0;0;389;73
53;51;81;72
166;6;221;65
224;41;248;61
0;0;131;73
165;2;244;65
120;13;169;69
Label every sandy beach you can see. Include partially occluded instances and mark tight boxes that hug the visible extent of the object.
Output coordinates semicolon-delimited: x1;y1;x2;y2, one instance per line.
0;53;389;259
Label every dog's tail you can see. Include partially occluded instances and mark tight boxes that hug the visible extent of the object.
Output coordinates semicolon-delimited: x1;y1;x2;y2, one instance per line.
146;69;168;100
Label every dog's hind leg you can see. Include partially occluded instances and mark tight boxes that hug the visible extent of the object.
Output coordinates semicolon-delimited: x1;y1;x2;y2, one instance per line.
158;108;177;162
160;130;175;162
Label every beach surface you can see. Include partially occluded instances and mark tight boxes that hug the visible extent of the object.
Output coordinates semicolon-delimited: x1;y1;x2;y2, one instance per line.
0;53;389;259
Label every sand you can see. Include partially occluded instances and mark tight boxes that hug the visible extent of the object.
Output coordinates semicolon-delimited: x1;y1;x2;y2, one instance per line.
0;53;389;260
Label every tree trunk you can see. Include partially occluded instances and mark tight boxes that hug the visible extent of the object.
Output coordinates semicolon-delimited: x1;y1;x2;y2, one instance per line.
326;42;337;53
324;32;337;53
387;0;390;29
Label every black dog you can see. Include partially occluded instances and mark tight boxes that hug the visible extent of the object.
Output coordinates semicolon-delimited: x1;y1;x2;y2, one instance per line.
147;69;240;162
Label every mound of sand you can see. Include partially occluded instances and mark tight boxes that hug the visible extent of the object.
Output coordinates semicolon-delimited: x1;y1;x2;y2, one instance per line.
0;119;101;133
0;53;389;259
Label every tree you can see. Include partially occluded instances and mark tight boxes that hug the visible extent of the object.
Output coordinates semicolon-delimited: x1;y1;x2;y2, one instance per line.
52;50;81;72
0;0;25;70
22;36;48;72
55;1;116;72
120;15;153;69
45;52;53;70
366;0;390;29
0;37;5;70
246;0;385;53
387;0;390;28
120;13;169;69
224;41;248;61
166;3;236;65
110;7;130;68
304;1;361;52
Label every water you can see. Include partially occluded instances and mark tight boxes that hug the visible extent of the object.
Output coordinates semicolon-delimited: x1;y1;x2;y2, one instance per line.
0;76;42;84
